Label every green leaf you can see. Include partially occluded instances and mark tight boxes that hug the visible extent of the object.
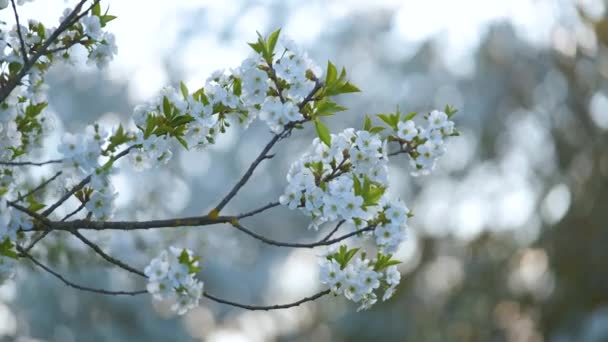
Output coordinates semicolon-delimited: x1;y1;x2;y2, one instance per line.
353;175;362;196
99;15;117;27
363;115;372;131
314;99;347;117
314;119;331;147
176;136;189;150
340;82;360;93
92;2;101;16
171;115;194;127
365;187;385;206
325;61;337;85
404;111;417;121
444;104;458;117
162;96;172;118
369;126;385;134
377;113;398;130
267;28;281;56
179;81;189;99
247;42;264;54
233;78;242;96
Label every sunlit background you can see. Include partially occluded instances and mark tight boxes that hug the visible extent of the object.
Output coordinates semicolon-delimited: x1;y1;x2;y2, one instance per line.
2;0;608;340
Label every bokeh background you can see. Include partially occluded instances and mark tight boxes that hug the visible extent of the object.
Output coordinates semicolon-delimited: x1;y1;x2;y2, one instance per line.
1;0;608;341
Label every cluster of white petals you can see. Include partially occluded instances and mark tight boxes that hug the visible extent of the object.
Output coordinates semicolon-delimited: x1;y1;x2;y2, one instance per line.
145;247;204;315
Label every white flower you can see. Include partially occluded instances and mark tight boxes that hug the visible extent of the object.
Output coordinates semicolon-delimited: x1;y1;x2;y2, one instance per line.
374;224;399;246
279;185;301;209
385;265;401;286
340;192;365;220
319;259;343;292
145;247;204;315
81;15;102;40
385;199;409;226
357;293;378;311
85;189;116;220
397;120;417;141
427;110;448;130
144;255;170;281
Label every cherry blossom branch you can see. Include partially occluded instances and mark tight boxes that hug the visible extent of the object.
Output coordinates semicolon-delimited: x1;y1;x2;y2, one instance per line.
42;145;135;217
22;200;88;252
213;133;283;214
230;221;374;248
10;0;29;65
18;246;147;296
43;38;90;55
0;0;96;103
37;214;233;232
20;244;330;310
0;158;63;166
320;220;345;242
212;81;321;214
70;230;145;277
202;290;330;311
60;200;88;221
236;201;280;219
13;171;63;203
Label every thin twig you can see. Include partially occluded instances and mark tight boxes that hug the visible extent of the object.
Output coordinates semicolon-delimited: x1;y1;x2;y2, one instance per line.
230;221;374;248
13;171;62;203
60;201;87;221
237;201;280;220
42;145;134;217
213;83;320;214
19;247;146;296
33;214;234;232
213;133;282;213
203;289;330;311
71;230;146;277
0;158;63;166
320;220;345;242
19;245;331;310
10;0;28;65
0;0;94;103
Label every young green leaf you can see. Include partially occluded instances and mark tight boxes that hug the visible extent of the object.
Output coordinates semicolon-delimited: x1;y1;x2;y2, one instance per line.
179;81;189;99
314;119;331;147
267;29;281;56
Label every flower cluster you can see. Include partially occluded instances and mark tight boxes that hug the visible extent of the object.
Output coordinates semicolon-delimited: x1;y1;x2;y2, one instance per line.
319;247;402;311
280;129;390;228
145;247;204;315
281;107;459;308
0;4;118;239
392;109;457;175
238;37;319;133
57;124;117;220
129;33;320;169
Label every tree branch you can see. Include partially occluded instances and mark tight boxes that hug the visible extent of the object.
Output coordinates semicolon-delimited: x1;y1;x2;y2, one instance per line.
0;0;95;104
0;158;63;166
18;245;331;310
212;80;321;214
10;0;29;65
18;247;146;296
35;214;234;232
71;230;146;278
236;201;280;220
203;289;330;311
13;171;62;203
230;221;374;248
320;220;345;242
42;145;134;217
